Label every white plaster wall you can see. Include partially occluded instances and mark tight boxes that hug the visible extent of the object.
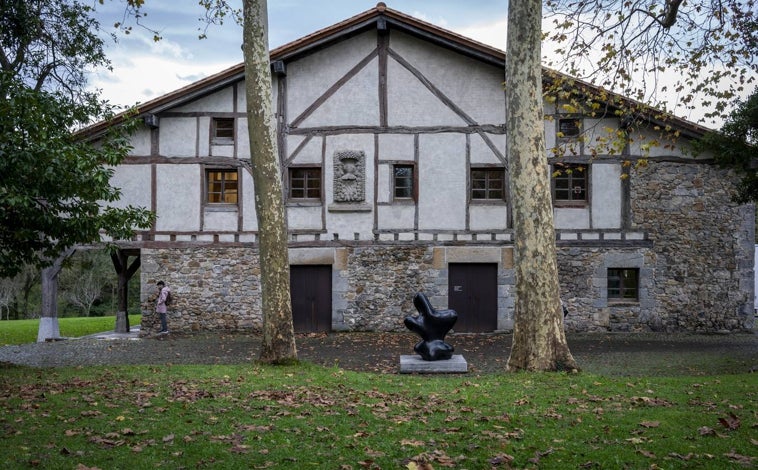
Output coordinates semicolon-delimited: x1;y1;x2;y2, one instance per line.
299;57;380;127
108;165;151;210
288;206;323;230
159;118;197;157
591;163;622;228
387;57;466;127
629;128;691;157
377;205;415;229
211;144;234;158
198;117;211;156
128;128;152;156
378;134;415;160
418;133;467;229
328;211;374;239
390;32;505;125
173;87;234;113
471;133;505;164
204;209;238;231
554;207;590;229
237;118;250;158
155;165;201;230
241;170;258;231
286;31;376;124
470;205;508;230
287;135;322;164
377;164;391;204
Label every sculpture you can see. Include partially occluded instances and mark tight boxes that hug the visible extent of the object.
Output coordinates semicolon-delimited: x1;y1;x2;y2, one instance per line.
333;150;365;202
403;292;458;361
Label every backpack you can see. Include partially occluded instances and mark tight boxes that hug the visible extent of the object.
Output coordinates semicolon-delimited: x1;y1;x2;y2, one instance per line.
164;290;173;306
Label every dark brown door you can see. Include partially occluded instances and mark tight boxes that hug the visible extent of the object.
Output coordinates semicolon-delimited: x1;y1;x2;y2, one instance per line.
290;265;332;333
448;263;498;332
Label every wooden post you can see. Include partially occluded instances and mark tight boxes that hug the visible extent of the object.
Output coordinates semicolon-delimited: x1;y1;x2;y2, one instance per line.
111;250;141;333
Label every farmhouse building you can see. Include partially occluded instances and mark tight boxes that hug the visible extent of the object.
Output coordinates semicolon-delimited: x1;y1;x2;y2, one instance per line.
85;3;754;335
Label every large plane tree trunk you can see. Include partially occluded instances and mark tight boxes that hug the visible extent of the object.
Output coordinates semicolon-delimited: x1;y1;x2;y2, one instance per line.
505;0;578;371
242;0;297;364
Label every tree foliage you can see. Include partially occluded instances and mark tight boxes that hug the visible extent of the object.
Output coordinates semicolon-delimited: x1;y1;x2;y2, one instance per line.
544;0;757;123
0;0;154;279
694;90;758;203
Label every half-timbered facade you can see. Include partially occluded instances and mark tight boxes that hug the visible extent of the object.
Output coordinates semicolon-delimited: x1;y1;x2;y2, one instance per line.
85;4;754;335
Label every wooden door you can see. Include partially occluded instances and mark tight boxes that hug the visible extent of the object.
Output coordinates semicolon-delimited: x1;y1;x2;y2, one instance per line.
448;263;498;332
290;265;332;333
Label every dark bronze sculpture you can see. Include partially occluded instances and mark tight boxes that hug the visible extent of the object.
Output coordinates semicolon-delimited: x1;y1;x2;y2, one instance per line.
404;292;458;361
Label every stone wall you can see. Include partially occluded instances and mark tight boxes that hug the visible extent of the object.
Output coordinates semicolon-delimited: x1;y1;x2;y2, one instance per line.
630;162;754;332
140;247;262;335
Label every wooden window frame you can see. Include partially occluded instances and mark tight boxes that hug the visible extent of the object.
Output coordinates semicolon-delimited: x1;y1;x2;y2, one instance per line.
607;268;640;302
392;164;416;202
470;167;506;202
552;163;589;207
557;117;582;139
288;167;322;201
205;169;239;205
212;117;235;145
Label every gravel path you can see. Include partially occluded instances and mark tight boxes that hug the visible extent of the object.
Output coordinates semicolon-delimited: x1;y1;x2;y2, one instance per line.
1;330;757;376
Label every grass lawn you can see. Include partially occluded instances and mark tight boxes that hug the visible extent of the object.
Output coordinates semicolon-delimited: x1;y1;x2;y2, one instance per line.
0;315;142;345
0;363;755;469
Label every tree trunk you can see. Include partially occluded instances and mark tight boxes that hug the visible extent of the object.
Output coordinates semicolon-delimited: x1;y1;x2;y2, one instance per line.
37;249;73;342
243;0;297;363
505;0;578;371
111;250;140;333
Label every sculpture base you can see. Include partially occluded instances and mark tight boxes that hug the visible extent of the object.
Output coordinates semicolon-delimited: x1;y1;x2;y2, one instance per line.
399;354;468;374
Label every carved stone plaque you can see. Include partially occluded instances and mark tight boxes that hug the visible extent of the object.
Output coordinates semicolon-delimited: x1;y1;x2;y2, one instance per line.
333;150;365;203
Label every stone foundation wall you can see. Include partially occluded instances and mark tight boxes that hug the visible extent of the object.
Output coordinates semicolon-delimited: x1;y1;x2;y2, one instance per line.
631;162;754;332
140;247;263;335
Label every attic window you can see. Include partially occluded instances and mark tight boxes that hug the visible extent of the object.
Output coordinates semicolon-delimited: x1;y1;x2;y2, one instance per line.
212;118;235;144
558;118;581;138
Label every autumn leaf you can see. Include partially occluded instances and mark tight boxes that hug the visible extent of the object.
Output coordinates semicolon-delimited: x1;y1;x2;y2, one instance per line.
718;413;741;430
639;421;660;428
400;439;425;447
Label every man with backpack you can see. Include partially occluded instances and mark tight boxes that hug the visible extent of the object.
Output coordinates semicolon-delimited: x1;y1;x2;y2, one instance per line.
155;280;171;334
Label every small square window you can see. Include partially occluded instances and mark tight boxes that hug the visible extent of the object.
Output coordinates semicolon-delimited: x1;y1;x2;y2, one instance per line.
212;118;234;144
558;118;581;138
471;168;505;201
552;163;588;205
289;167;321;200
393;165;414;200
608;268;639;302
206;170;238;204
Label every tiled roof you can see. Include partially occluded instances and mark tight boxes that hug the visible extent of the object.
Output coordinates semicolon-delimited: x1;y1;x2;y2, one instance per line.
78;2;710;139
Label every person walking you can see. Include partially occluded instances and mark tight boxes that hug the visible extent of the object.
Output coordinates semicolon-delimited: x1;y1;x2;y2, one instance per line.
155;280;171;334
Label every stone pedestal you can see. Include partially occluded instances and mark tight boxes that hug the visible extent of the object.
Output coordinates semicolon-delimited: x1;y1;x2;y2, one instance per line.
399;354;468;374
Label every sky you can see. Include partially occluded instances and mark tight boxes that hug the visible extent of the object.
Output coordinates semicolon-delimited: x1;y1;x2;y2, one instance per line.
87;1;753;128
90;1;509;109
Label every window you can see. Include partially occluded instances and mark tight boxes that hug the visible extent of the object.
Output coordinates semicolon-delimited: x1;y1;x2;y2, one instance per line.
289;167;321;200
212;118;234;144
206;170;238;204
558;118;581;138
471;168;505;201
393;165;414;200
607;268;639;302
552;163;588;205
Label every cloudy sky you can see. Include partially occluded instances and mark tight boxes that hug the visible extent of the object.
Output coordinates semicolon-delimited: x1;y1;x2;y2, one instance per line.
90;1;508;109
